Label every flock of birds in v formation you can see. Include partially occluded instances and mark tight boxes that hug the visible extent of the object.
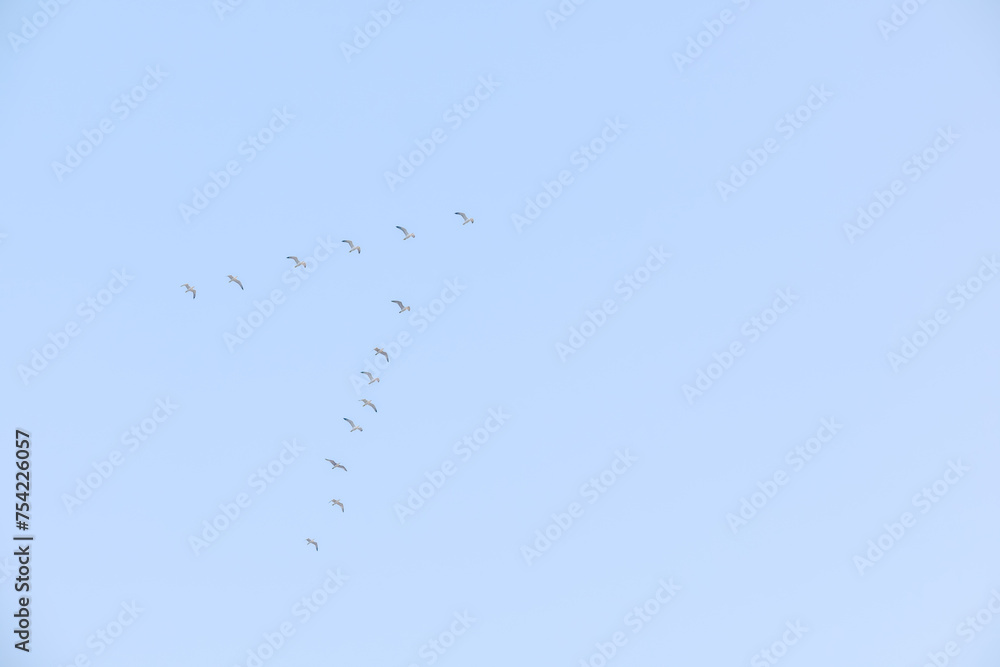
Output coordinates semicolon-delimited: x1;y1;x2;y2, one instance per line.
180;214;475;551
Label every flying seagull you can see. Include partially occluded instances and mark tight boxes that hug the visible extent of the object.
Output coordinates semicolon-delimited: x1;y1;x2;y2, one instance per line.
396;225;415;240
342;240;361;254
287;256;306;268
391;300;410;313
359;399;377;413
180;284;196;299
374;347;389;362
344;418;363;433
227;275;243;290
330;499;345;512
306;538;318;551
325;459;347;471
361;371;380;384
455;212;474;225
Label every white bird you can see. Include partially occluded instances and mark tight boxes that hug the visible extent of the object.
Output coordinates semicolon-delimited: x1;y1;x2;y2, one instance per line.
180;283;196;299
374;347;389;362
227;275;243;290
359;399;377;413
287;256;306;268
325;459;347;471
391;300;410;313
455;212;474;225
396;225;415;240
344;418;363;433
330;499;344;512
342;240;361;254
361;371;380;384
306;538;318;551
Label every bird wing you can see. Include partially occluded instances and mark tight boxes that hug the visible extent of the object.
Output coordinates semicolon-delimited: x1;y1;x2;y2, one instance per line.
392;300;403;307
342;240;354;247
235;279;243;289
344;418;355;427
362;371;373;379
288;256;299;262
455;212;469;221
397;226;408;234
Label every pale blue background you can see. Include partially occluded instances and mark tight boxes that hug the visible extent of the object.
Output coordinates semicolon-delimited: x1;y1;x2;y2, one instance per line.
2;0;999;665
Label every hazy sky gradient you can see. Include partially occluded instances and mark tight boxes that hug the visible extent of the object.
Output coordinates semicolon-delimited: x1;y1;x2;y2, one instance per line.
2;0;999;665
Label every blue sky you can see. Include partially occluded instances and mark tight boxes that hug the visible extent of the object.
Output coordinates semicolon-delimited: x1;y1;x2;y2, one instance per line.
2;0;1000;665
